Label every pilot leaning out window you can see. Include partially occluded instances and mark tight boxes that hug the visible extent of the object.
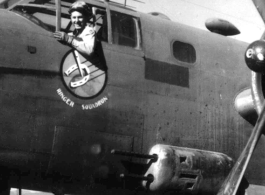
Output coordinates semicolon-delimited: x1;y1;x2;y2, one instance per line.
53;1;96;58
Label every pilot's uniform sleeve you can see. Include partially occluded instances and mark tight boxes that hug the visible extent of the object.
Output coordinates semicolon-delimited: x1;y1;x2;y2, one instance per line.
68;25;96;57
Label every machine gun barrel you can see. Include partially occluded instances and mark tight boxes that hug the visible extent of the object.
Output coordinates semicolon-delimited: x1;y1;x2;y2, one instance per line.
217;102;265;195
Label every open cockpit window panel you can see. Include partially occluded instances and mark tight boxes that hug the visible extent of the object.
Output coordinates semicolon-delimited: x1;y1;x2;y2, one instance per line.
111;11;141;49
11;5;70;32
10;0;108;38
66;5;108;42
65;5;107;41
94;7;108;42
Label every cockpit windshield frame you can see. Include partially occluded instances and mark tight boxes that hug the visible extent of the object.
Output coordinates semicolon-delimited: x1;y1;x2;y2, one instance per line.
9;0;142;50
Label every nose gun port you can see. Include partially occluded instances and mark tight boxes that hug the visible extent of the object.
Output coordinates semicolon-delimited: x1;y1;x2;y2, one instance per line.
142;144;233;194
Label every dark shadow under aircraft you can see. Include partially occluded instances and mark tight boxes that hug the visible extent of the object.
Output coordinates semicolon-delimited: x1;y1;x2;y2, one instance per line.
0;0;265;194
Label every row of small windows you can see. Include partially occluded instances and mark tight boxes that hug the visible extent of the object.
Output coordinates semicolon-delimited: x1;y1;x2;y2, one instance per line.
11;6;139;48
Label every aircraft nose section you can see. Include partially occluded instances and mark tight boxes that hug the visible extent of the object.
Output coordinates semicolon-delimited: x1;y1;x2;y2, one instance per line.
142;144;233;194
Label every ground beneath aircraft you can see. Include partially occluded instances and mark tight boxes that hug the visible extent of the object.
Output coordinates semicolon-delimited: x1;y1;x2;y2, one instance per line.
9;184;265;195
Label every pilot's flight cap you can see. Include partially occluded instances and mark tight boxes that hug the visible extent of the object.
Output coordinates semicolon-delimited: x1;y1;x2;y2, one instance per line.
69;1;91;16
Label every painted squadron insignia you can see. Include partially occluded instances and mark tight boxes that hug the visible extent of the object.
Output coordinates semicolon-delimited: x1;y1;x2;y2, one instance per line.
62;50;106;98
57;50;108;110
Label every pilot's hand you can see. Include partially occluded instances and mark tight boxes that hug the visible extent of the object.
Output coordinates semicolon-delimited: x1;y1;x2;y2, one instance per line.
53;31;70;43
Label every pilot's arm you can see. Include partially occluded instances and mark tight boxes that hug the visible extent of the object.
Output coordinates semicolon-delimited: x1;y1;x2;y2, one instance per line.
53;26;96;57
71;29;96;57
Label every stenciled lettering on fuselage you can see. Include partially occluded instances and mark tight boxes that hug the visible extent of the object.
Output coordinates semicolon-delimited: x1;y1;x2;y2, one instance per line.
81;96;108;110
57;88;75;107
57;88;108;110
57;50;108;110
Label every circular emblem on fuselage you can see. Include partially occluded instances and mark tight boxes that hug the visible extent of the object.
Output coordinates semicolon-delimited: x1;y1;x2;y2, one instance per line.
62;50;107;98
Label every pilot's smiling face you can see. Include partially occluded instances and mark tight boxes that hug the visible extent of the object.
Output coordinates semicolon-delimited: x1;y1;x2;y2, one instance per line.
71;11;87;31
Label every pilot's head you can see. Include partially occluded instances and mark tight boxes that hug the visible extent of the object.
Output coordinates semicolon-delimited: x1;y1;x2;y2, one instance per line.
69;1;91;31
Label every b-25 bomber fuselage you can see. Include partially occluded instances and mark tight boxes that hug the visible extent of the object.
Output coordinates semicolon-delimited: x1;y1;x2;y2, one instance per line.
0;0;264;194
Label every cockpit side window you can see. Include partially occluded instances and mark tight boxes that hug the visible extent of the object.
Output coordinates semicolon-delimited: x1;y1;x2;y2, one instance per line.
111;11;140;49
66;6;108;42
11;4;108;43
94;8;108;42
11;6;70;32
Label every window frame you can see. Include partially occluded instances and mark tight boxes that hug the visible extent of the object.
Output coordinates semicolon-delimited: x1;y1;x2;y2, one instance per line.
10;4;71;33
171;40;198;66
9;0;142;50
108;4;142;50
110;10;141;49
